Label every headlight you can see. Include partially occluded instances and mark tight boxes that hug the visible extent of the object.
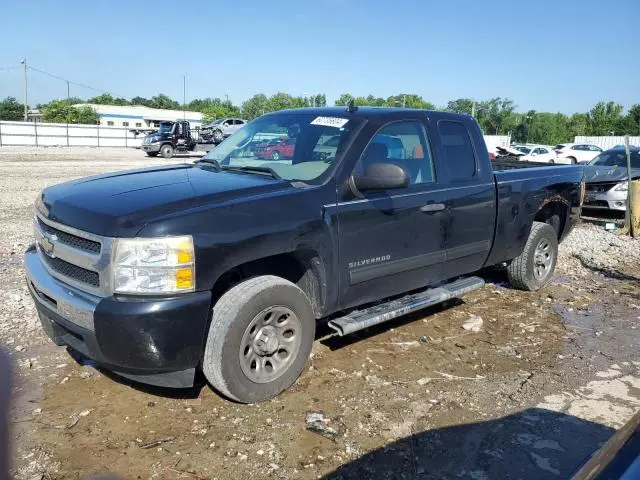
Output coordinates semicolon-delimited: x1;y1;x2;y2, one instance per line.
113;236;195;294
613;182;628;192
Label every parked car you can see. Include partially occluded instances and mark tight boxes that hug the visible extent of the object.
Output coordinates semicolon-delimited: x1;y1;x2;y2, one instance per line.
26;107;584;403
513;145;557;163
200;118;247;144
256;136;296;160
583;145;640;212
554;143;603;164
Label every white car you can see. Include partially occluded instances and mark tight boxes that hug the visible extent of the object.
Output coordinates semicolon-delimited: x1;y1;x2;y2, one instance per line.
553;143;602;164
513;145;556;163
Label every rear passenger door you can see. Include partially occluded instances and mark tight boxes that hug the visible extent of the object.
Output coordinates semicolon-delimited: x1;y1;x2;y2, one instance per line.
434;120;497;278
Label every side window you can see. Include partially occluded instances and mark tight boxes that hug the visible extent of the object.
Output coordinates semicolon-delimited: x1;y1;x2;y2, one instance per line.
354;121;434;185
572;145;583;151
122;121;129;127
107;121;114;126
437;120;476;181
135;122;142;127
539;148;548;154
533;148;543;154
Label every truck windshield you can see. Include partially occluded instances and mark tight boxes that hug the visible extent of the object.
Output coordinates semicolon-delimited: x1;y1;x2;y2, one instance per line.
202;113;364;183
158;123;173;133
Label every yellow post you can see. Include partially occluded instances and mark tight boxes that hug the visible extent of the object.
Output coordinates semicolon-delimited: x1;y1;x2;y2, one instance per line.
632;180;640;236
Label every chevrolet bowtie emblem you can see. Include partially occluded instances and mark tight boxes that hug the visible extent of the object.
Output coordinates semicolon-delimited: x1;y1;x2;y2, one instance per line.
40;233;56;257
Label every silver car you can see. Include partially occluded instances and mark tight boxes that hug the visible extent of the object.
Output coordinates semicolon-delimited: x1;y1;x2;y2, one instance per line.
583;147;640;212
201;118;247;144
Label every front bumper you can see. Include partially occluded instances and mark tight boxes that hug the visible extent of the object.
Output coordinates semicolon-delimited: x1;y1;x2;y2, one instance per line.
141;142;162;153
25;246;212;388
583;190;627;211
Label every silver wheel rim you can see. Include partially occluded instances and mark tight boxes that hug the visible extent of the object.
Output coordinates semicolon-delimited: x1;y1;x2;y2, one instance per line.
272;151;279;160
239;306;301;384
533;238;554;280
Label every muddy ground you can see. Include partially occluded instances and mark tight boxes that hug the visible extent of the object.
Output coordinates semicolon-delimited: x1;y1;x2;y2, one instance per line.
2;148;639;480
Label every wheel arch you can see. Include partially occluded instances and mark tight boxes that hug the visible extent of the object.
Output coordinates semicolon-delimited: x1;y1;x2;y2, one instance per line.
534;199;570;241
210;249;328;319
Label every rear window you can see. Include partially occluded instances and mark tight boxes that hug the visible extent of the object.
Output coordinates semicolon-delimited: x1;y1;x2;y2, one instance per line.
437;121;476;181
554;144;565;150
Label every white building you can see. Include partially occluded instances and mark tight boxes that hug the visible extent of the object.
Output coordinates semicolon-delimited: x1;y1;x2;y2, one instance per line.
75;104;203;130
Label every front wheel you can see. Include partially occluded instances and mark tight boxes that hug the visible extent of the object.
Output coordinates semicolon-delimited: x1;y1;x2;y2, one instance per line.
203;276;315;403
212;130;224;144
506;221;558;291
160;144;174;159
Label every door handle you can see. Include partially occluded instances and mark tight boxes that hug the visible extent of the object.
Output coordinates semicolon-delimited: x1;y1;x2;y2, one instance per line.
420;203;446;213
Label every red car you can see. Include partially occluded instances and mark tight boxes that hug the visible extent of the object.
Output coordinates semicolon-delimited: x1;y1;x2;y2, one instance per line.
257;137;295;160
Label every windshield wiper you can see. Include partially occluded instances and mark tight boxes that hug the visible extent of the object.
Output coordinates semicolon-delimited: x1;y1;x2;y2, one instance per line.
221;165;281;179
195;158;222;171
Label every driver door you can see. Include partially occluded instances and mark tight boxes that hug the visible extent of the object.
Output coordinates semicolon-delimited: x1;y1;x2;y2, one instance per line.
336;120;449;310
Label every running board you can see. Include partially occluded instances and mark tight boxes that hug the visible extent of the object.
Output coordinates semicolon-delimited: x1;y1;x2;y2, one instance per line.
328;276;485;336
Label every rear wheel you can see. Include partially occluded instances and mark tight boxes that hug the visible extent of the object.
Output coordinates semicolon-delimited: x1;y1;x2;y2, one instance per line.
203;276;315;403
146;152;158;157
568;156;577;164
160;144;174;159
271;150;280;160
506;221;558;291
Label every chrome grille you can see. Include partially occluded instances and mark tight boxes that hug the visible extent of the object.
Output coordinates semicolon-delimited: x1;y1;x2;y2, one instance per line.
37;217;101;254
34;214;113;296
40;255;100;287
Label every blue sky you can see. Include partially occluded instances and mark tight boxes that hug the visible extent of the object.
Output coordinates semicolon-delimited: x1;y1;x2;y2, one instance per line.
1;0;638;113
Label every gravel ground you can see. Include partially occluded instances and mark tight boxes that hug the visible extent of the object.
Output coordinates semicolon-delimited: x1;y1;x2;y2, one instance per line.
1;147;639;480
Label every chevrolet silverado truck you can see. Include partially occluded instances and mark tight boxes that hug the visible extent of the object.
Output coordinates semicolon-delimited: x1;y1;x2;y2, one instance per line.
26;107;584;403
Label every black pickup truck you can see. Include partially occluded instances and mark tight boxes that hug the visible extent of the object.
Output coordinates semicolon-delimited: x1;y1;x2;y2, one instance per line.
26;107;584;403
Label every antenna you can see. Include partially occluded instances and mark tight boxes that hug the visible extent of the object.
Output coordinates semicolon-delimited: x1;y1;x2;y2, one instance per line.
346;99;358;113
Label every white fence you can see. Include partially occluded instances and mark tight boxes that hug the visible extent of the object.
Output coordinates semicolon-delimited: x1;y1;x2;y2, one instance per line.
0;120;143;148
575;136;640;150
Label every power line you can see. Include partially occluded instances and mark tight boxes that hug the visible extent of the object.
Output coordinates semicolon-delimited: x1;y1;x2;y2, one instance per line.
27;65;131;100
0;66;20;72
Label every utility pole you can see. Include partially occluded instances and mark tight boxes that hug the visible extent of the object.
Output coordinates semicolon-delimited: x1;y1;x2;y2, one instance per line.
20;58;28;121
224;94;229;104
471;101;476;118
402;94;406;108
66;81;71;124
182;75;186;120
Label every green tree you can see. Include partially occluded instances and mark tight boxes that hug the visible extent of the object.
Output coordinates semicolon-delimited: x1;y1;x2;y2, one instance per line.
88;93;130;106
241;94;269;120
131;96;153;107
587;101;624;135
200;98;242;123
150;94;180;110
386;94;435;109
0;97;25;121
446;98;475;115
334;93;355;106
621;104;640;135
568;113;589;137
476;98;517;135
42;100;99;124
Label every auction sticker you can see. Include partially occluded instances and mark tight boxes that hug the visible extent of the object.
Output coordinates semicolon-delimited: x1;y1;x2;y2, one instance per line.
310;116;349;128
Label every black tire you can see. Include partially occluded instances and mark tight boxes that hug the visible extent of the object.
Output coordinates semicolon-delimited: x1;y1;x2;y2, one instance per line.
212;130;224;144
203;275;315;403
146;152;158;157
160;144;174;159
568;156;577;165
271;150;280;160
506;221;558;291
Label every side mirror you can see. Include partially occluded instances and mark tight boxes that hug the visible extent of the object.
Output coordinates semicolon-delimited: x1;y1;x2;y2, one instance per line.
349;162;409;198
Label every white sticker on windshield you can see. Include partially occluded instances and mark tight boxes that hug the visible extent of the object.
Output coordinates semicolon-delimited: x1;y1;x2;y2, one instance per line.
311;116;349;128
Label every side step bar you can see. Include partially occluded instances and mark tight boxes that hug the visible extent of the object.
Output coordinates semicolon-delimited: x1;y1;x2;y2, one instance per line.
328;276;485;336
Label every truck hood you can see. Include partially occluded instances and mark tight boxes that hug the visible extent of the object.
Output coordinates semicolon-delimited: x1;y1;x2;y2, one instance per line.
584;165;640;183
37;164;288;236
